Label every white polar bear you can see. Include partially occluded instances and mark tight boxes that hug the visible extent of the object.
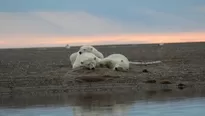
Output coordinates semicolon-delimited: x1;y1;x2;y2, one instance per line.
98;54;130;72
98;54;162;72
69;45;104;65
72;52;101;70
65;44;70;49
78;45;104;59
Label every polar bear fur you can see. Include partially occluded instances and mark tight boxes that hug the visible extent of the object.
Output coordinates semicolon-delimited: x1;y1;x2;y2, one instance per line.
69;45;104;65
78;45;104;59
98;54;162;72
70;52;78;65
72;52;101;70
98;54;129;72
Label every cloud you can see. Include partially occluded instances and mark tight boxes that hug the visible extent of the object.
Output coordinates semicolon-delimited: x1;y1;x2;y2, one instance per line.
194;5;205;13
33;12;132;36
0;32;204;48
0;10;204;37
127;7;205;32
0;12;63;35
0;12;133;37
0;11;205;48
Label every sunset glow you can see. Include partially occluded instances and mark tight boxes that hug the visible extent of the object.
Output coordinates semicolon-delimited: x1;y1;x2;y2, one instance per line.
0;32;205;48
1;0;205;48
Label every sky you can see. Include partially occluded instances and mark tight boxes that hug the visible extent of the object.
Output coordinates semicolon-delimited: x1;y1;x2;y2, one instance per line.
0;0;205;48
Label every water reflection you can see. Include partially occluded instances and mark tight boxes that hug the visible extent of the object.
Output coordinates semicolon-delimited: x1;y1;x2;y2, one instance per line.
1;97;205;116
73;104;129;116
1;89;205;116
71;93;134;116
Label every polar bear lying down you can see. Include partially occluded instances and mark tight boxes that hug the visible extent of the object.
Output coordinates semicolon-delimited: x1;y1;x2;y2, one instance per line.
78;45;104;59
72;52;101;70
98;54;162;72
70;45;104;65
98;54;129;71
70;45;162;72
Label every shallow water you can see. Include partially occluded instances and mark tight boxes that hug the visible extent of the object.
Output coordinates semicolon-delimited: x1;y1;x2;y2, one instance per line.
1;97;205;116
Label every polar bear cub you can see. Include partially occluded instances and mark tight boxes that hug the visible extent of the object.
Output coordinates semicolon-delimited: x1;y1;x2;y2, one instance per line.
98;54;129;72
69;45;104;65
72;52;101;70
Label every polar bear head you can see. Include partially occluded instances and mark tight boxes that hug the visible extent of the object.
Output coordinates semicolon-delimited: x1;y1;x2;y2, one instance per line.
80;57;98;70
73;52;100;70
78;45;104;59
78;45;94;55
113;60;129;72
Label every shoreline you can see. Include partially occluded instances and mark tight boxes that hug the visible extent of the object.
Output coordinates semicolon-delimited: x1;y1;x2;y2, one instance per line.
1;83;205;108
0;42;205;105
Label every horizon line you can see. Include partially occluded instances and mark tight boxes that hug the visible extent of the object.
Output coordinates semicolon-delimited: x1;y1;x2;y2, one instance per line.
0;41;204;49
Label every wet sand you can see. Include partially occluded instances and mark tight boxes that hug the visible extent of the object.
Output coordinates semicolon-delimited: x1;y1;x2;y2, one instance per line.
0;42;205;105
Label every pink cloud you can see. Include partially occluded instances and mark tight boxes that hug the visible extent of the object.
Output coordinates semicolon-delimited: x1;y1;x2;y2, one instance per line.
0;32;205;48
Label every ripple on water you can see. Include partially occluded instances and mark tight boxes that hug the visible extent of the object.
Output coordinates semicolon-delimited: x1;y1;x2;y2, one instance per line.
0;97;205;116
128;98;205;116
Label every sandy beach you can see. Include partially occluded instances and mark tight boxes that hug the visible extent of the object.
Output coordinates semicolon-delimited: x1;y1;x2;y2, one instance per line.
0;42;205;103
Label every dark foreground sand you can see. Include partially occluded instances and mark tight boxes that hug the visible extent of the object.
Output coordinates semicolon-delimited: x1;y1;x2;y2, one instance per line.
0;42;205;106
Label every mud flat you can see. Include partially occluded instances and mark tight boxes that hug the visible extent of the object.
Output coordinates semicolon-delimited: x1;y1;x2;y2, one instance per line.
0;42;205;106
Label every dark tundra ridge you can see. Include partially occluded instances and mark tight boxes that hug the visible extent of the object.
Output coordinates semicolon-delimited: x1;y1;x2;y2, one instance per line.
0;42;205;106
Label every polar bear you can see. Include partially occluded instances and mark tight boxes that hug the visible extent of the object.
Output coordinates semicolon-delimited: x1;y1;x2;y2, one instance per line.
72;52;101;70
69;45;104;65
98;54;130;72
98;54;162;72
78;45;104;59
65;44;70;49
